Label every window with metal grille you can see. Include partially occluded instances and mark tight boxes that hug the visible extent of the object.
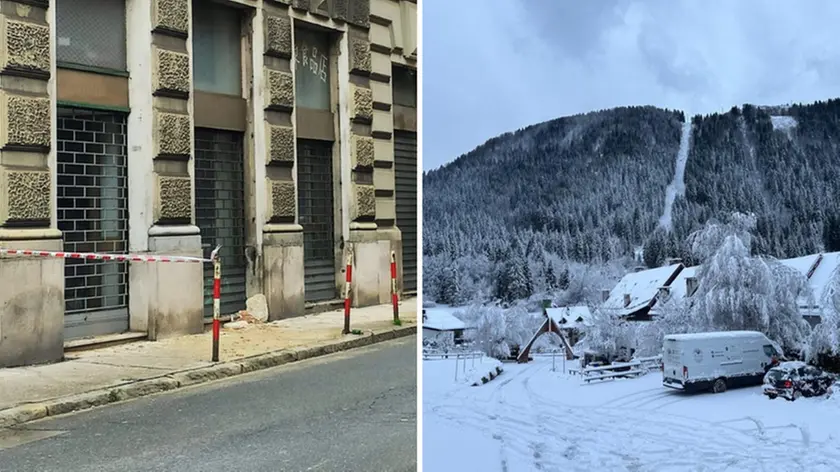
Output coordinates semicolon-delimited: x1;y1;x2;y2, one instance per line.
56;108;129;316
394;131;418;292
298;139;337;302
195;129;248;316
56;0;127;71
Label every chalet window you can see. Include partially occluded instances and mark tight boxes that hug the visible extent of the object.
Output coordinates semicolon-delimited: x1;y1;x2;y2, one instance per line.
56;0;127;71
193;1;242;95
392;66;416;108
294;27;332;111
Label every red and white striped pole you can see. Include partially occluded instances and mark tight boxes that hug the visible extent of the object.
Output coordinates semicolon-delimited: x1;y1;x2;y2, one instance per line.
210;245;222;362
342;251;353;335
390;251;399;323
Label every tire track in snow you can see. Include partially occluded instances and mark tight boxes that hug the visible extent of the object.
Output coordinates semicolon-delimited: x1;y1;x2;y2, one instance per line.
518;365;840;471
659;114;692;231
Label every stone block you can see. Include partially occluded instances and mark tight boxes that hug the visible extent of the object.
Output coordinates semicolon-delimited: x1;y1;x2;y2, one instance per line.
352;183;375;221
373;137;393;165
3;170;50;223
350;84;373;123
373;166;394;191
350;240;382;307
152;0;190;36
266;124;295;165
265;69;294;111
375;194;395;221
156;175;192;222
264;14;292;59
146;234;204;339
349;36;371;74
351;134;374;168
269;179;296;221
0;238;64;368
154;111;191;158
153;47;190;97
372;108;393;136
333;0;349;21
0;17;49;77
348;0;370;28
263;233;305;320
0;91;50;149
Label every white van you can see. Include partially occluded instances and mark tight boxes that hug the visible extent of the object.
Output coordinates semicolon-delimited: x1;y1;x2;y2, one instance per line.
662;331;783;393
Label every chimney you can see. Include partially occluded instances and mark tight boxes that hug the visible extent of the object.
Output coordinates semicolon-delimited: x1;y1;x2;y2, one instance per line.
658;286;671;300
632;266;645;273
686;277;698;297
601;289;610;303
623;293;631;307
666;257;682;266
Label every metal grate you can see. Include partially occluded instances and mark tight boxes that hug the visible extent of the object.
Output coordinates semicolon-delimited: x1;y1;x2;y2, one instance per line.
297;139;337;302
394;131;418;293
57;108;129;339
195;128;247;317
55;0;127;71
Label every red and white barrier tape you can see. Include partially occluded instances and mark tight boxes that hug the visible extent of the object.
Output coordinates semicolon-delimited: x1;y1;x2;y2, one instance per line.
0;248;212;263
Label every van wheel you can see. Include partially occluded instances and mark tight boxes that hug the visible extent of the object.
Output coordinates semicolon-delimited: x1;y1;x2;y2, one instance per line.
712;378;727;394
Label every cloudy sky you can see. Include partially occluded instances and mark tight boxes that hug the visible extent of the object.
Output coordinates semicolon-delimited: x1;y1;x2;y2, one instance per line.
423;0;840;170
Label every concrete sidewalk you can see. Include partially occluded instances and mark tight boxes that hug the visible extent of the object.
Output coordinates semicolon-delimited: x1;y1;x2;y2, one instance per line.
0;299;416;428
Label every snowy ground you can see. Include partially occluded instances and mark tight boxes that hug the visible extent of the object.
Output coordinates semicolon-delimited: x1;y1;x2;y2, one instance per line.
423;357;840;472
423;354;503;390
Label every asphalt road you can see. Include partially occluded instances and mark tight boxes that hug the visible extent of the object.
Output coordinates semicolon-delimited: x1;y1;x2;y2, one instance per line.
0;336;417;472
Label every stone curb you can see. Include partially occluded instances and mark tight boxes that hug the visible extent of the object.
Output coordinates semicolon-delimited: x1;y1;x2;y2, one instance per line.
0;324;416;429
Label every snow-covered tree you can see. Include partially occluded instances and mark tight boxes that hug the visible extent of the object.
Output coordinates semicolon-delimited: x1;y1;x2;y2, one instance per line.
688;216;810;352
807;265;840;360
575;308;635;360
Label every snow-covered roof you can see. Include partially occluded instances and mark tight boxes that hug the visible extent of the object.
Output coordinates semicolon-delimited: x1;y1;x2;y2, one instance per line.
602;264;683;316
422;309;467;331
779;254;821;279
777;252;840;314
807;252;840;308
545;306;592;330
667;265;698;301
664;330;768;342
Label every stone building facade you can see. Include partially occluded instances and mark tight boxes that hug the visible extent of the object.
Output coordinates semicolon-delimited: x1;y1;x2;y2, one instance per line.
0;0;417;368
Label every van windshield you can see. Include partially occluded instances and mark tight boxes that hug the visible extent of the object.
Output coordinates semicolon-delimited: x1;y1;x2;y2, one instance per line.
762;345;777;357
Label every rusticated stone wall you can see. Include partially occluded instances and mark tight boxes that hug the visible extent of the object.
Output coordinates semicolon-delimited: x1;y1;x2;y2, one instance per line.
348;20;376;224
150;0;193;225
263;1;296;225
0;0;65;368
0;1;52;228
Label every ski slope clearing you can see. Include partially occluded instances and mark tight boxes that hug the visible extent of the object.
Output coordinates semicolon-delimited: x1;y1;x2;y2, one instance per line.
424;358;840;471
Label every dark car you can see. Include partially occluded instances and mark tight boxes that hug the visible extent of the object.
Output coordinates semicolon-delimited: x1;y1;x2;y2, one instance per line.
762;361;836;401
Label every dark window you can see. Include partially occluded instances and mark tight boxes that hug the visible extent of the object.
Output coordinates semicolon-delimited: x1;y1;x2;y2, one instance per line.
392;66;417;108
762;345;776;357
192;1;242;95
56;0;127;71
294;27;332;110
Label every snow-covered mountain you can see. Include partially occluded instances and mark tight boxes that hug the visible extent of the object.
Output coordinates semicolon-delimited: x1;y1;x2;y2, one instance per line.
423;100;840;305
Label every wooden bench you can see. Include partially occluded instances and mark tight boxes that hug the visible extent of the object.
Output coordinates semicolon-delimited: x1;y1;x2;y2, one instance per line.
582;368;644;382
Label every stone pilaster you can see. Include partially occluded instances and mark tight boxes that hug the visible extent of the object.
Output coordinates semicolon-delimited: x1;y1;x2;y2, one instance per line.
342;2;386;307
0;0;64;367
261;1;304;320
126;0;202;340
